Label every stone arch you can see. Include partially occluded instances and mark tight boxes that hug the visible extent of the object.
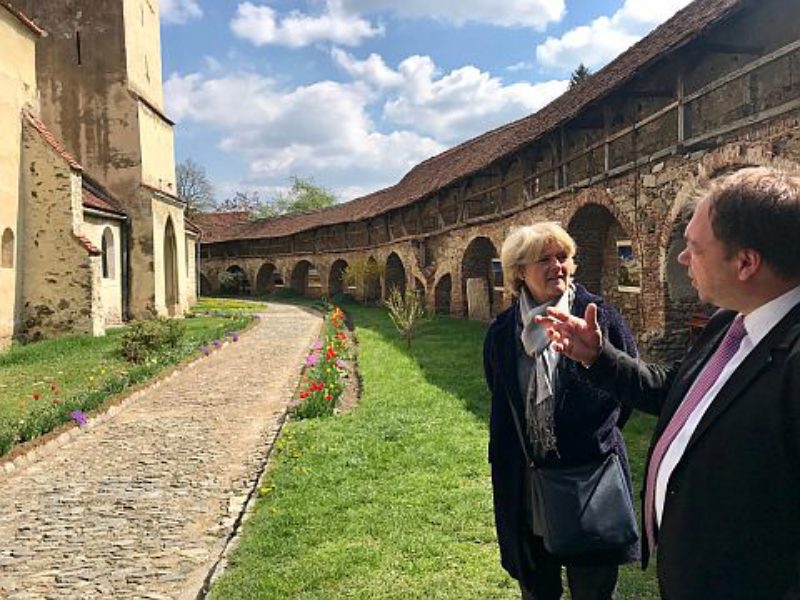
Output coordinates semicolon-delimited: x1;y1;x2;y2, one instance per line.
290;260;314;295
101;227;115;279
328;259;348;297
164;217;179;315
567;203;640;331
221;265;250;295
434;274;452;315
461;236;499;319
199;273;213;296
385;252;406;295
255;262;278;294
1;228;14;268
414;277;425;297
364;256;382;303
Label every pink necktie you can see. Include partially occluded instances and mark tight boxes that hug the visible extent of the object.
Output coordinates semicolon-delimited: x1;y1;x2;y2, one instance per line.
644;315;747;554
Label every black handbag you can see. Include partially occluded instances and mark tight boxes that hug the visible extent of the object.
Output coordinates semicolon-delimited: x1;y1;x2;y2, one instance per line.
498;368;639;556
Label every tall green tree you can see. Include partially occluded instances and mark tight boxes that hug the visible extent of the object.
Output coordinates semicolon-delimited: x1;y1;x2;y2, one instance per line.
176;158;215;212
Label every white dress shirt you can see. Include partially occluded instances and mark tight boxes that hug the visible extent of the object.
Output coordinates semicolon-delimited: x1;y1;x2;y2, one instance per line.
655;284;800;525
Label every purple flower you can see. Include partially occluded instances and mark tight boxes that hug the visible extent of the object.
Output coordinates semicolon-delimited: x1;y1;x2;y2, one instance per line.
312;339;323;350
230;332;239;342
213;339;222;349
199;345;210;355
70;410;88;428
305;353;320;367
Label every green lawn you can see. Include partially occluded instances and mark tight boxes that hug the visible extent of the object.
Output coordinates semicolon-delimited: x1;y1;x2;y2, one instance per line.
191;296;271;315
0;313;250;457
210;304;660;599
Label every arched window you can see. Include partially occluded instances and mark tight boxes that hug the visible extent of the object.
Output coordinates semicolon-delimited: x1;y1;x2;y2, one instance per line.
1;228;14;268
101;227;115;279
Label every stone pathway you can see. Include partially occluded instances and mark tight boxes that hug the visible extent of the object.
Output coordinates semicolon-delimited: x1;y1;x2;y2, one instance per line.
0;303;321;599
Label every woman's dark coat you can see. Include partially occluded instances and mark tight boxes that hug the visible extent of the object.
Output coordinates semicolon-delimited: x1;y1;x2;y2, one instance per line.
482;283;639;584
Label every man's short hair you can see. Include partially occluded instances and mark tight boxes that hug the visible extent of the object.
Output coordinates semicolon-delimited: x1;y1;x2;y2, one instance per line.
705;166;800;279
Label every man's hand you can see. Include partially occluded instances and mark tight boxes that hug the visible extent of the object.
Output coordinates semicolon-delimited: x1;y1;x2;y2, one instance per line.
534;303;603;367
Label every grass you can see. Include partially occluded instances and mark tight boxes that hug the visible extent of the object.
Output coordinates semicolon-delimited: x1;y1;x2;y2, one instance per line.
209;304;660;599
0;313;251;457
191;296;271;315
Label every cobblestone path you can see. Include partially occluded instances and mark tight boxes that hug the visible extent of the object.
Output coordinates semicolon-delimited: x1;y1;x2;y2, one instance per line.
0;303;321;600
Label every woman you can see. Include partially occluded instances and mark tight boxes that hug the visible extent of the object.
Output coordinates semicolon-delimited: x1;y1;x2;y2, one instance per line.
482;222;638;600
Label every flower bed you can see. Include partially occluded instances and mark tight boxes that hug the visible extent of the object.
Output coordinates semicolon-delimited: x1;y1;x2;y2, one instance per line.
292;306;352;419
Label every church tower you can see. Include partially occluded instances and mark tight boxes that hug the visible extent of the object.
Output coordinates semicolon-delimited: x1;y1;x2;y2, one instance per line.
14;0;190;318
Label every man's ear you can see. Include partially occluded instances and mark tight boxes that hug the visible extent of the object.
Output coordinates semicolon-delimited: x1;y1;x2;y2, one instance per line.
736;248;762;281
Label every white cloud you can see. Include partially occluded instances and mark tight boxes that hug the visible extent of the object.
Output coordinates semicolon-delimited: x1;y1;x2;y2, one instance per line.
230;1;383;48
161;0;203;25
331;48;403;89
334;50;569;144
536;0;693;71
340;0;565;29
506;61;534;73
165;72;444;198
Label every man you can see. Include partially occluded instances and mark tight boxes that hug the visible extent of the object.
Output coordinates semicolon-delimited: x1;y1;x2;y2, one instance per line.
537;167;800;599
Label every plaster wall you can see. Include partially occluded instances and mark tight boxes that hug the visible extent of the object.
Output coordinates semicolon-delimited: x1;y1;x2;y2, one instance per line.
82;216;124;326
123;0;165;110
151;198;188;316
138;101;176;193
185;234;198;304
0;10;37;349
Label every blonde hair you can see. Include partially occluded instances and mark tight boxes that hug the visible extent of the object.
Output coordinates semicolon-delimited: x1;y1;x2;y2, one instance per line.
500;222;577;297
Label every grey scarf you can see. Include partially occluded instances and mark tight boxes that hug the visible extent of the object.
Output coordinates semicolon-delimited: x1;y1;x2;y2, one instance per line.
518;284;573;458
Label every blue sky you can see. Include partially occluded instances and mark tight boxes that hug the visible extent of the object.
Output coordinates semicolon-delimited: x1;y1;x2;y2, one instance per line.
160;0;693;204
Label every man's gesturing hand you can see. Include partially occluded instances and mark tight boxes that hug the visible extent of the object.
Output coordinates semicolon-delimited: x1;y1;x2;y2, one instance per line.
534;302;603;367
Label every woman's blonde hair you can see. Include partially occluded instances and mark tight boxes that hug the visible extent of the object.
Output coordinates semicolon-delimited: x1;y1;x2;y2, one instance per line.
500;222;577;297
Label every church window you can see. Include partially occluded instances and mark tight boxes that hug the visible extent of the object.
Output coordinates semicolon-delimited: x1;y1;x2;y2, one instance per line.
1;228;13;268
101;228;115;279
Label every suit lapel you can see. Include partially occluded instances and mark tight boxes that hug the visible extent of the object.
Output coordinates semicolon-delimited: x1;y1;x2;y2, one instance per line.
682;303;800;458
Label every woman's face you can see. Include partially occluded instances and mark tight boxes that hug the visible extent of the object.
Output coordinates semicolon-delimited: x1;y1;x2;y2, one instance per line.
520;242;574;304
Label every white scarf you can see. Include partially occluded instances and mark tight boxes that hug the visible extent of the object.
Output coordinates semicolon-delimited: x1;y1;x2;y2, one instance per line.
518;284;574;458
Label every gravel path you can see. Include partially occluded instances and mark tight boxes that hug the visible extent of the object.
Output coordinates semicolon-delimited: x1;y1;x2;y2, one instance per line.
0;303;321;599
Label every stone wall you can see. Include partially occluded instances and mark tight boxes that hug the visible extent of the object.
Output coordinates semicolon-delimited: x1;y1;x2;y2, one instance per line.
19;123;103;341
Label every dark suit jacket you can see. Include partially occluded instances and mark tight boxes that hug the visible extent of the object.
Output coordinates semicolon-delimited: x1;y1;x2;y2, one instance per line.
483;284;639;585
588;303;800;599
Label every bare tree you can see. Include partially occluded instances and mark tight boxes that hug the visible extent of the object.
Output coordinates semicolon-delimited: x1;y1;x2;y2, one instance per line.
176;158;215;212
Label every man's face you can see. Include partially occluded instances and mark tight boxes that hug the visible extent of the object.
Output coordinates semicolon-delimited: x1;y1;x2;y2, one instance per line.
677;198;739;308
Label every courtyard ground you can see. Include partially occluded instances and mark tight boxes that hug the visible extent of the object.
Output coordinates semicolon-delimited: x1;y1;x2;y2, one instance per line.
0;302;321;599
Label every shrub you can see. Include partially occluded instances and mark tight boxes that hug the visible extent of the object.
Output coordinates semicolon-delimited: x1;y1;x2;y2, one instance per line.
385;287;426;348
120;317;186;363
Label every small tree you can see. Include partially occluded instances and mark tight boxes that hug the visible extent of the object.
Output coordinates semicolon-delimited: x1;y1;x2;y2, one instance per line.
385;287;426;349
569;63;592;89
342;258;384;303
176;158;215;212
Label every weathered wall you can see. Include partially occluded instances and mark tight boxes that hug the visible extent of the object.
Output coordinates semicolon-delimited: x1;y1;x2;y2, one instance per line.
82;216;124;326
19;123;103;341
0;9;38;349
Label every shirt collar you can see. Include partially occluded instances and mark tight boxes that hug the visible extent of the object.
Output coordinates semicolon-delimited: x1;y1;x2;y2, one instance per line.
742;284;800;347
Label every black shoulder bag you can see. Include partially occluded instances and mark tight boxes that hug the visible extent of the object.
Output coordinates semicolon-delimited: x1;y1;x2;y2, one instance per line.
496;358;638;556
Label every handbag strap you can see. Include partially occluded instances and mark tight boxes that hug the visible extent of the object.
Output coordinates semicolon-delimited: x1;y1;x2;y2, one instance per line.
491;347;539;468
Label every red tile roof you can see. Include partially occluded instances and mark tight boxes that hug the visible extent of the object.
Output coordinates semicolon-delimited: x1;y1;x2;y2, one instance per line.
0;0;45;36
24;112;82;171
190;211;253;242
200;0;744;244
184;217;201;235
73;234;101;256
81;179;127;218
